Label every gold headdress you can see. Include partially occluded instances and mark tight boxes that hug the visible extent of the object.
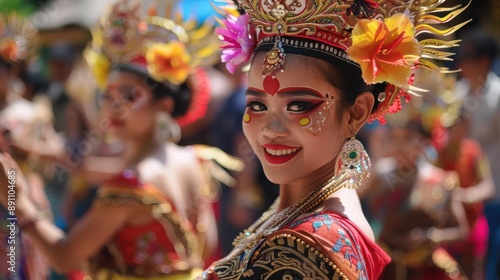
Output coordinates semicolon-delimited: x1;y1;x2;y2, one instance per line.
85;0;220;126
215;0;471;123
0;13;37;63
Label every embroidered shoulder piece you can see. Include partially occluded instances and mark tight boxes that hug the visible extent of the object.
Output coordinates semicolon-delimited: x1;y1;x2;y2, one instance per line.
242;228;355;280
92;187;155;208
285;213;370;279
92;186;201;264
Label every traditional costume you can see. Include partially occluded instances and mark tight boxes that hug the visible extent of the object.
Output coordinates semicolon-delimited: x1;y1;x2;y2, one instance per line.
200;0;470;279
83;1;238;278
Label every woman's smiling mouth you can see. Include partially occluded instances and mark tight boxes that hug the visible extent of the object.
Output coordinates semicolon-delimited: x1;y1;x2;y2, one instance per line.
262;144;302;164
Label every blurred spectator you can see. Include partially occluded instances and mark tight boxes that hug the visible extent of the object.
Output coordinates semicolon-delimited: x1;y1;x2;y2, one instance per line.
456;28;500;280
43;42;76;134
367;122;469;280
0;13;61;280
435;111;495;280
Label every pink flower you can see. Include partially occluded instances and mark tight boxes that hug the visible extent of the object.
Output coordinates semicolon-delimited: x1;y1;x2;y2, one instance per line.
216;14;255;73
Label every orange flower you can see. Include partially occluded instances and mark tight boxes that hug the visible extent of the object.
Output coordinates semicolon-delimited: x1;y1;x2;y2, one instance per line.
346;13;421;89
0;38;18;61
146;42;191;85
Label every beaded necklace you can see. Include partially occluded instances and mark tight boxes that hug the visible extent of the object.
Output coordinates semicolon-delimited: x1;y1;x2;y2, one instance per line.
231;172;349;251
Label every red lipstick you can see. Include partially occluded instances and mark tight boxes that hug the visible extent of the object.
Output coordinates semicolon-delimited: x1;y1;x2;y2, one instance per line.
109;118;125;127
262;144;301;164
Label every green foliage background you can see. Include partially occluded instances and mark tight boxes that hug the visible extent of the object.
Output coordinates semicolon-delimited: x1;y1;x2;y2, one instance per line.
0;0;51;15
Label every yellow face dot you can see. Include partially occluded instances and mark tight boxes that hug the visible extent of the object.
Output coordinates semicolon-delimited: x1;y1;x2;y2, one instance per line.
243;113;251;123
299;117;311;126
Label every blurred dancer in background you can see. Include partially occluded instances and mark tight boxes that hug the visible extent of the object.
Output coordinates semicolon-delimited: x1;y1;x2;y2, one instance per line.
0;13;63;280
435;109;494;279
362;80;471;278
0;1;240;278
455;29;500;280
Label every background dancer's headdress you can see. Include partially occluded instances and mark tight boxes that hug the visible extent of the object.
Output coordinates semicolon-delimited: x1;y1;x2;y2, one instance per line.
86;0;220;126
214;0;470;123
0;13;38;64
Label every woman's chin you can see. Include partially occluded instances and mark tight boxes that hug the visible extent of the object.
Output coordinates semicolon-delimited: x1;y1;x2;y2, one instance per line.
261;167;295;185
106;129;127;140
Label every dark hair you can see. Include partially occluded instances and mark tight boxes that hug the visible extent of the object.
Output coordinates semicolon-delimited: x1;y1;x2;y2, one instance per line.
115;65;192;117
0;57;12;70
458;28;499;62
308;57;385;120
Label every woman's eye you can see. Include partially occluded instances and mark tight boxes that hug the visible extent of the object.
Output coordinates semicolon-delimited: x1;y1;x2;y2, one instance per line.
119;87;139;103
124;91;138;103
100;93;113;103
247;101;267;112
287;101;319;112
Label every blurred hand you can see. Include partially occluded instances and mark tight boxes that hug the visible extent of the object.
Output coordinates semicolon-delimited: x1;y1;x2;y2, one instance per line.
0;153;36;219
407;228;432;250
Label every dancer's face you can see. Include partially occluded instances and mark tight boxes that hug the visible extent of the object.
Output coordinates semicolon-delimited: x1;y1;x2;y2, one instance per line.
243;53;350;184
100;71;157;139
387;127;427;164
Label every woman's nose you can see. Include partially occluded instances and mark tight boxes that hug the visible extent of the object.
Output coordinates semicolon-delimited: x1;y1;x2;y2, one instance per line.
261;114;289;138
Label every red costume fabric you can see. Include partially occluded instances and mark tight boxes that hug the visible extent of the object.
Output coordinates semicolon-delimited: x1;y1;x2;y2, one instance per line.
89;174;202;278
199;211;390;280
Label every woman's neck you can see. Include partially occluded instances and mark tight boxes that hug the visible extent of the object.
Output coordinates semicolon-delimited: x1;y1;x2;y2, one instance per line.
121;135;158;168
278;158;337;211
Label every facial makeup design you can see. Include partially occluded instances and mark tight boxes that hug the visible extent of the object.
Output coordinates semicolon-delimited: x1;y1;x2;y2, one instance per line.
243;113;251;123
245;85;336;135
299;117;311;126
263;75;280;96
303;92;335;135
103;84;149;111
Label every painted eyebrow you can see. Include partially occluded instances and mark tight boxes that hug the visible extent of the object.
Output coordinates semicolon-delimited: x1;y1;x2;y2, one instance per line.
246;88;266;97
246;87;324;98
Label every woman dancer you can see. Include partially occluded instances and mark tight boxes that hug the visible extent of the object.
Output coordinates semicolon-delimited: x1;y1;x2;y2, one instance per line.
436;110;494;279
197;0;470;279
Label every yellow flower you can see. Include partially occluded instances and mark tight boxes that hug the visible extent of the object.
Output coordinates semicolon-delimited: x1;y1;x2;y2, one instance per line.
146;42;191;85
85;50;111;89
346;13;421;89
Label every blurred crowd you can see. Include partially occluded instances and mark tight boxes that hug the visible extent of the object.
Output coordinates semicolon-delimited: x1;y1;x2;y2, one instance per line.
0;0;499;279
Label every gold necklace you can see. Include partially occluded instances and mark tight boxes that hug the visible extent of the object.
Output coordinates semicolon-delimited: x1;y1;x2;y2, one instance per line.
232;172;348;251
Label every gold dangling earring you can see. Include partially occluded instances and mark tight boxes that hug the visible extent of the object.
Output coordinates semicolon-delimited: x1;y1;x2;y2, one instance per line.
336;136;371;189
154;111;181;144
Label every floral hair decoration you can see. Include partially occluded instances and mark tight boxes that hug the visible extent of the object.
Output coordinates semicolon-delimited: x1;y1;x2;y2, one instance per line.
0;13;37;64
85;0;220;127
214;0;470;123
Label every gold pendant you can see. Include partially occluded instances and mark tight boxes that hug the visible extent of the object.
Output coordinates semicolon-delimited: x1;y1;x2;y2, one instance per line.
262;38;286;76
